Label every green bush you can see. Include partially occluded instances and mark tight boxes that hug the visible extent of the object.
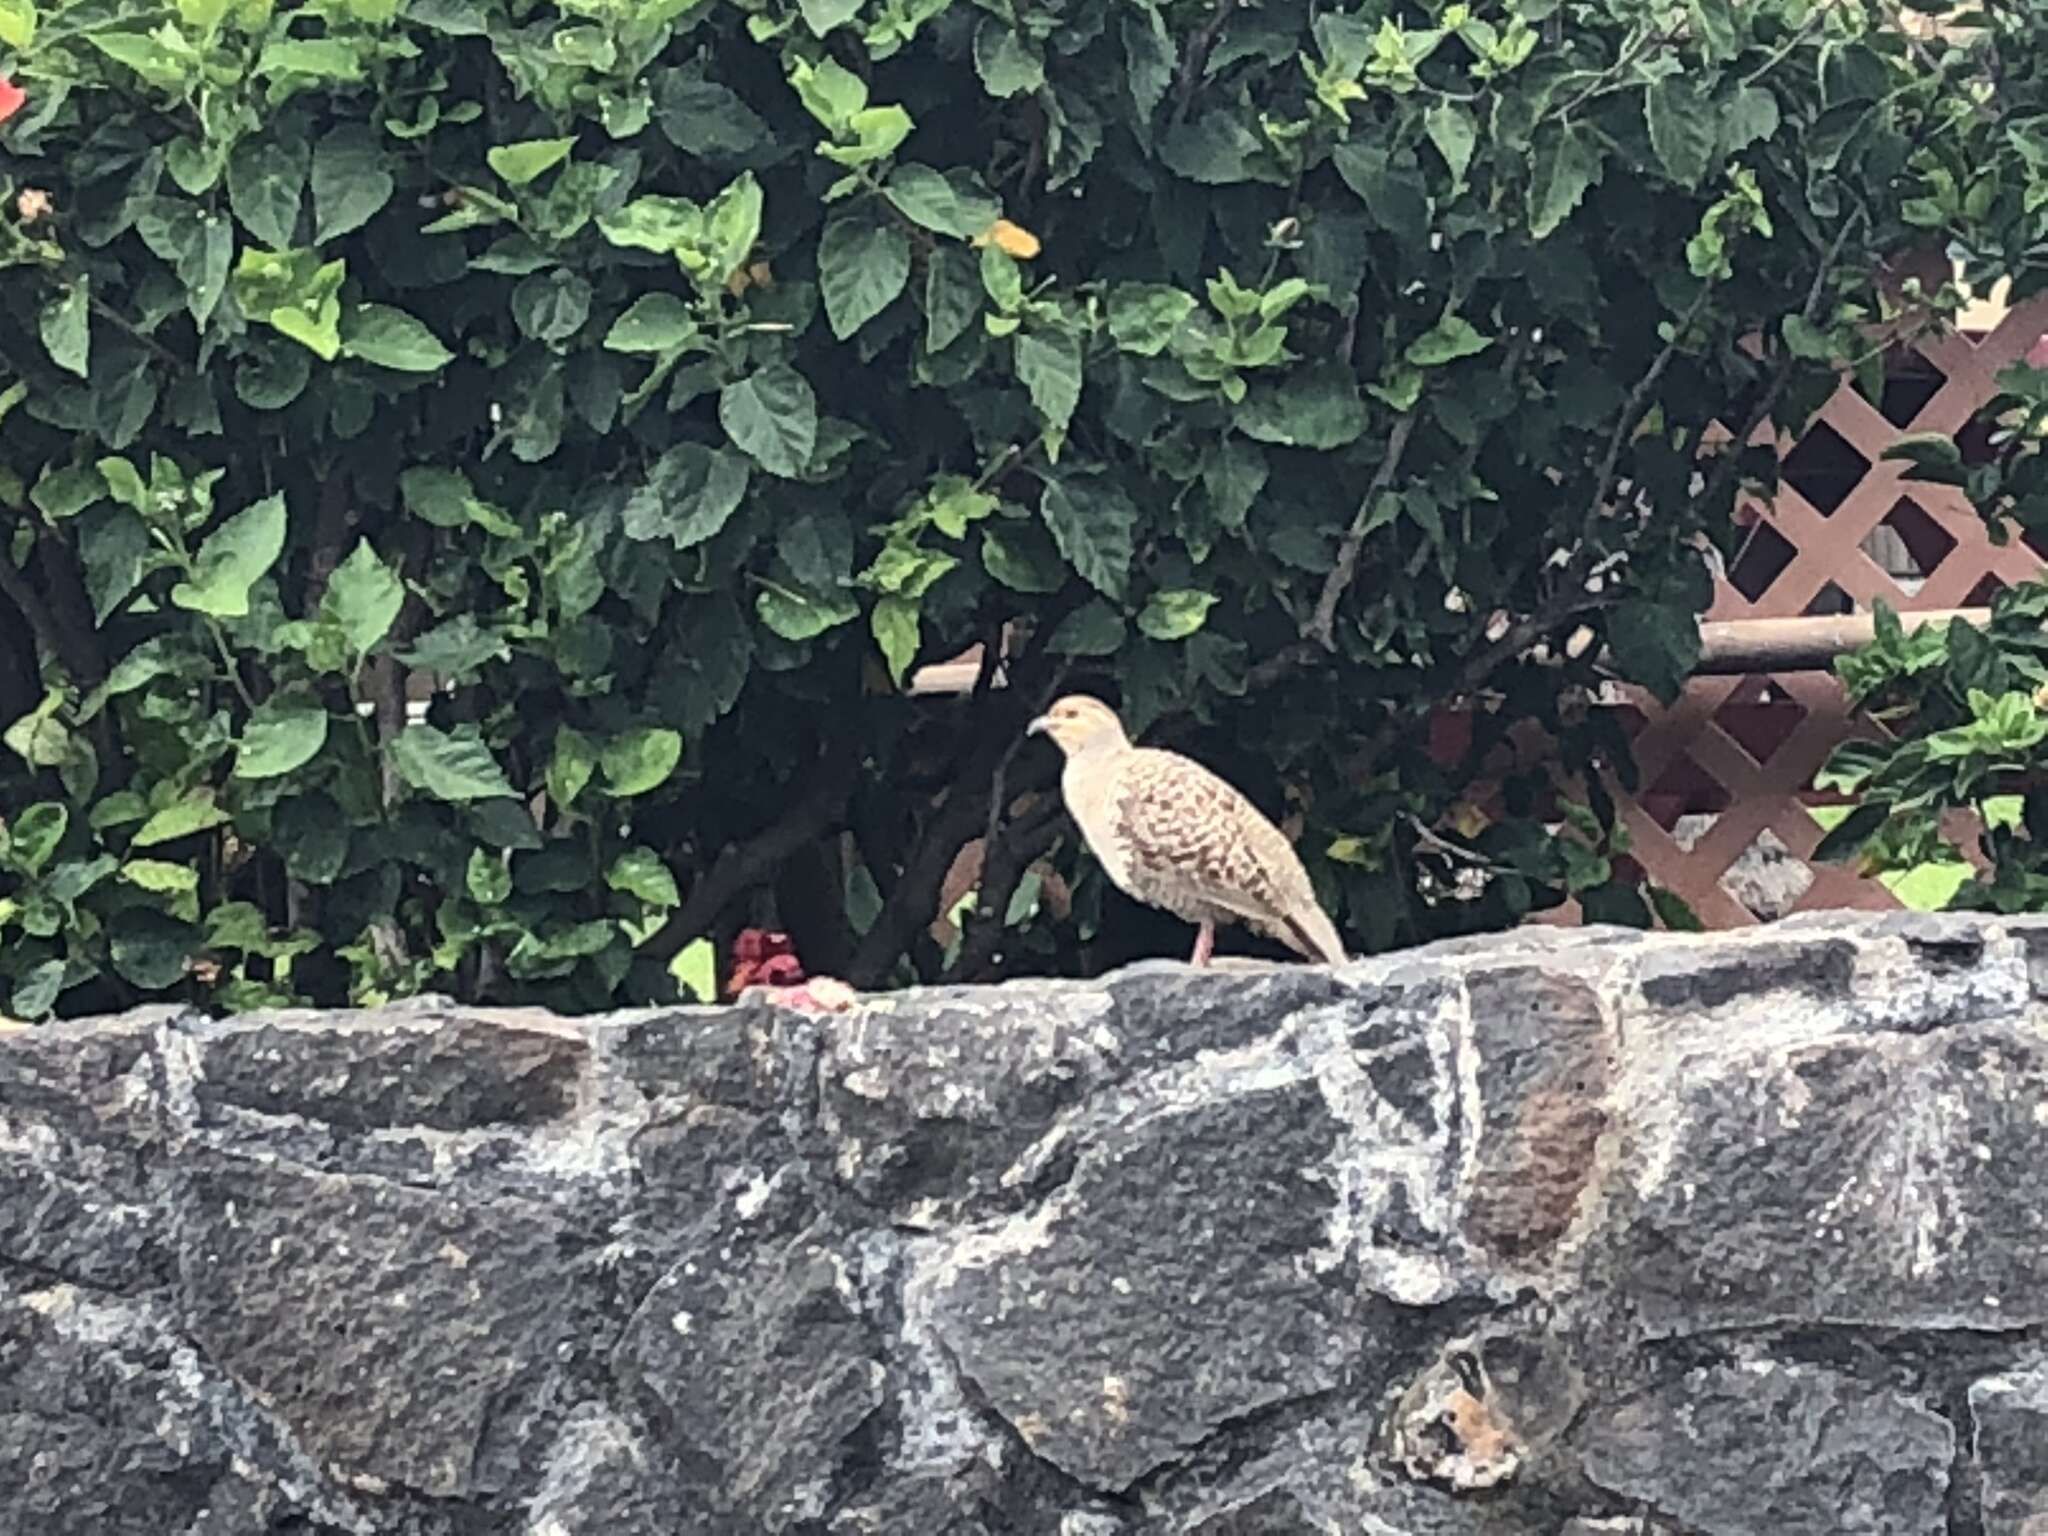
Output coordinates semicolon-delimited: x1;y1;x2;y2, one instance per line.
0;0;2028;1018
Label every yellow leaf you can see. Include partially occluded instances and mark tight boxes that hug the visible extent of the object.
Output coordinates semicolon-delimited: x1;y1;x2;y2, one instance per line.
1447;801;1489;839
973;218;1041;259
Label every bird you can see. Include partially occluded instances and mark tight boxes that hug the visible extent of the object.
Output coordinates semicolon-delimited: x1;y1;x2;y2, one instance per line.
1027;694;1347;968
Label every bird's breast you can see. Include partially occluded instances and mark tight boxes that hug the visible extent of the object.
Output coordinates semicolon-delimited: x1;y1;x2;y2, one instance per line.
1062;756;1136;890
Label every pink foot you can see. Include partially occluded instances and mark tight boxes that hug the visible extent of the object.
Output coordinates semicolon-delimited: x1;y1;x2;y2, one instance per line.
1190;919;1214;968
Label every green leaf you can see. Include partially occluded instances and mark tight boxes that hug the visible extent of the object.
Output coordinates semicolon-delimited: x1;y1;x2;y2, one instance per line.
341;304;453;371
756;585;860;640
925;247;980;352
399;615;510;676
11;961;66;1021
77;506;149;623
818;215;911;340
1137;589;1218;641
623;443;752;549
1107;284;1196;356
312;124;393;241
1425;100;1476;184
604;293;696;353
88;31;190;89
227;140;306;249
1529;123;1603;238
789;55;869;133
5;694;75;771
548;726;598;809
466;848;512;904
1235;365;1366;449
235;701;330;778
799;0;861;33
885;164;1000;240
30;465;104;520
323;539;404;655
392;725;518;802
1781;313;1835;362
122;858;200;893
136;200;232;327
1123;8;1174;122
600;728;683;796
1812;802;1888;863
720;366;819;478
982;526;1064;593
8;803;68;875
1048;598;1126;655
1645;78;1716;187
656;70;771;161
512;270;591;346
872;595;920;686
0;0;36;51
607;846;680;906
974;19;1044;97
489;138;577;185
1160;112;1262;184
131;791;230;848
1721;84;1780;154
672;936;717;1002
1406;312;1493;367
108;910;197;990
170;493;287;619
1204;438;1268;529
1607;598;1702;704
257;37;363;81
233;249;346;360
1040;477;1137;599
1015;330;1083;432
40;284;89;378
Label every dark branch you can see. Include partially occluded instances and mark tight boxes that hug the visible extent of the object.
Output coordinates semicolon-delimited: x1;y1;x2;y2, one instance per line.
847;730;1055;989
645;740;857;964
1308;412;1418;652
0;536;106;688
1698;212;1864;518
948;797;1065;982
1169;0;1236;126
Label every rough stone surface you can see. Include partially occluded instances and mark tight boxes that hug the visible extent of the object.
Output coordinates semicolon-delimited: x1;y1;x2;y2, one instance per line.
6;914;2048;1531
1971;1365;2048;1534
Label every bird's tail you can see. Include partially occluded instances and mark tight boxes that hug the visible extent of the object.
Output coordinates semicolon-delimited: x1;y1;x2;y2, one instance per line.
1282;903;1348;966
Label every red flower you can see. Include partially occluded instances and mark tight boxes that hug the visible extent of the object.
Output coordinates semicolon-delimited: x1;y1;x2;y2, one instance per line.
0;78;24;126
726;927;804;998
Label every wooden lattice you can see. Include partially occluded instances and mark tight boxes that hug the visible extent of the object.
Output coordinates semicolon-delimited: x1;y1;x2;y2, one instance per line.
1561;290;2048;928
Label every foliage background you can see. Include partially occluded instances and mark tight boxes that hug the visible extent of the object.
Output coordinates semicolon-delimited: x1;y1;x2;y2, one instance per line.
0;0;2038;1018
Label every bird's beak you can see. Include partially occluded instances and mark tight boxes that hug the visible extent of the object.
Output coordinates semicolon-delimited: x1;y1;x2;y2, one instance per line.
1026;714;1049;737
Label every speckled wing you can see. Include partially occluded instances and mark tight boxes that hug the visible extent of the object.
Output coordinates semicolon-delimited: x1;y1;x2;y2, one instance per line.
1109;747;1338;958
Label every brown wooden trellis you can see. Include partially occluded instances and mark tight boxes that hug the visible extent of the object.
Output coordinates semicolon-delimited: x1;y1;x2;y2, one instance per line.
1547;287;2048;928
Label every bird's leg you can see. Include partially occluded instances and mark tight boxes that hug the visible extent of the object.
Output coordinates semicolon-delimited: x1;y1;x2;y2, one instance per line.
1189;918;1215;968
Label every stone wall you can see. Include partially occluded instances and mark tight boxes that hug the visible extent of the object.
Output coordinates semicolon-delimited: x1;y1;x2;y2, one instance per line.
6;912;2048;1534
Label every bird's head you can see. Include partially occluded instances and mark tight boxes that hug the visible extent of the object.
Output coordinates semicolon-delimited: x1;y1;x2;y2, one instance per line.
1027;694;1129;758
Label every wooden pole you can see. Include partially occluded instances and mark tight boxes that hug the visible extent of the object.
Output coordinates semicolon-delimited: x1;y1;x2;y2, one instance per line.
1691;608;1987;674
905;609;1996;695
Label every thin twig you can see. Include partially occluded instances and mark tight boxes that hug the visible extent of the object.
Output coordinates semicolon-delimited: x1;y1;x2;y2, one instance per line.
644;741;857;964
949;798;1064;982
1308;413;1418;651
1697;211;1865;518
1580;282;1717;547
0;540;106;688
1169;0;1237;126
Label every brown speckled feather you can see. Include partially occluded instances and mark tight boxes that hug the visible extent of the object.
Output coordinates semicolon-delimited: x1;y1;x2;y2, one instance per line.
1062;743;1345;963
